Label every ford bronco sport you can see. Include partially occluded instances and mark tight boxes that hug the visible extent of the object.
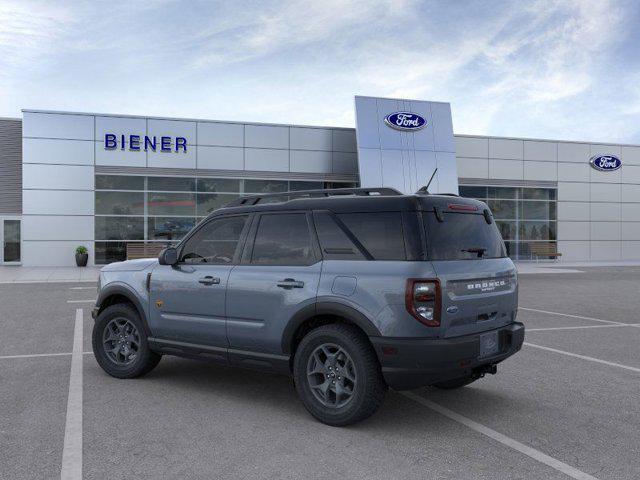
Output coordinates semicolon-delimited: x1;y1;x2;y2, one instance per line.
92;187;524;426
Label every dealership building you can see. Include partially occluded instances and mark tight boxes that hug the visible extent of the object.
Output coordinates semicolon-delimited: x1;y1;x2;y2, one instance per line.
0;95;639;267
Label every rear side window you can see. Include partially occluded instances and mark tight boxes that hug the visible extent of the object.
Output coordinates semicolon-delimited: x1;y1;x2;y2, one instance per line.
251;213;315;265
337;212;406;260
423;212;506;260
313;212;365;260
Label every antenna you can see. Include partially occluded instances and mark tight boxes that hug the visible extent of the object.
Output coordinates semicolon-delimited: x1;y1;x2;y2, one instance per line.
416;168;438;194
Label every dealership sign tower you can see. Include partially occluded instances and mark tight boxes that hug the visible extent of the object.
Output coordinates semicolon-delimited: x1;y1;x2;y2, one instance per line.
354;96;458;195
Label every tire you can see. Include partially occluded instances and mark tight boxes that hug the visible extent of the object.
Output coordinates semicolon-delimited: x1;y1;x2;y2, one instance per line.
432;376;477;390
293;324;387;426
92;303;161;379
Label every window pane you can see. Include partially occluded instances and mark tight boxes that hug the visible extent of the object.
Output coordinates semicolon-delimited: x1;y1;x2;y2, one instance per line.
522;188;556;200
496;221;517;240
3;220;20;262
324;182;358;189
487;200;517;219
338;212;406;260
197;178;240;193
519;221;556;240
196;193;238;216
252;214;314;265
148;217;195;241
147;176;196;192
521;201;556;220
96;191;144;215
95;175;144;190
95;242;127;264
290;181;323;191
313;212;365;260
244;179;288;193
148;193;196;216
423;212;506;260
487;187;517;199
95;217;144;240
180;215;248;264
459;186;487;198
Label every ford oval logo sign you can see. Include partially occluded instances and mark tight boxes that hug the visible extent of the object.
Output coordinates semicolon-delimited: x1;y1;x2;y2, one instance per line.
384;112;427;131
590;155;621;172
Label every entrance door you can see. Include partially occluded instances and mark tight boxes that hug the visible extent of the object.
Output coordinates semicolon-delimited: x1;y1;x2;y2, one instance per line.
1;218;21;264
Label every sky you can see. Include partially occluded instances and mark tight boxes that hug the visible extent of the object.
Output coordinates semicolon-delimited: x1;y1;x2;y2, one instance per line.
1;0;639;143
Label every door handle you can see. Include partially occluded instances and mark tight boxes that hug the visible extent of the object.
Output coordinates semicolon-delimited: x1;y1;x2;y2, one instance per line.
277;278;305;289
199;276;221;285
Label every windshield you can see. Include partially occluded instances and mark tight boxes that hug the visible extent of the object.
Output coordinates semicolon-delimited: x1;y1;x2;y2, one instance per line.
423;211;507;260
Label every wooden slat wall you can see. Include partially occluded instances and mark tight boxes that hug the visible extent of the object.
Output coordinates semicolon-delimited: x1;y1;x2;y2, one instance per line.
0;118;22;215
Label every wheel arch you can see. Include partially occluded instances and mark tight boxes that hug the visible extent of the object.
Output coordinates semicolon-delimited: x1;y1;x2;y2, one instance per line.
96;284;151;336
282;301;381;356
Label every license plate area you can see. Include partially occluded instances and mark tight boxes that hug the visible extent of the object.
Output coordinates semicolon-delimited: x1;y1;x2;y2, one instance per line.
479;331;500;358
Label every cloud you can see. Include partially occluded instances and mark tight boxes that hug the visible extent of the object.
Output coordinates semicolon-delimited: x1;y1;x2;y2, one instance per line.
0;0;637;142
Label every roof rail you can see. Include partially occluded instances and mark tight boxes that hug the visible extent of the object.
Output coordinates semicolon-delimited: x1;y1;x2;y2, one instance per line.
225;187;402;207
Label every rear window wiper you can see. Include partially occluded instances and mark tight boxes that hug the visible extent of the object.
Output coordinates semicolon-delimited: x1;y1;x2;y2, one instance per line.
461;247;486;258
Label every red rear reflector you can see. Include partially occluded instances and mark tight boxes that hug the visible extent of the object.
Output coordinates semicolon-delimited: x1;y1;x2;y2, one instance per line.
448;203;478;211
382;346;398;356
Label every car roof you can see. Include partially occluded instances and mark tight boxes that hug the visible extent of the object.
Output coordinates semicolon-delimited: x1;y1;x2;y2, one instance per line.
206;190;488;218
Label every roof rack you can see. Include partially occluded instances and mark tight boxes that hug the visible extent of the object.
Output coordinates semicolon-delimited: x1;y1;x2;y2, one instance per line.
225;187;402;207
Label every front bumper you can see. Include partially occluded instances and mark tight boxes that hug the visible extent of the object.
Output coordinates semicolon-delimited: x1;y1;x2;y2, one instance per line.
370;322;525;390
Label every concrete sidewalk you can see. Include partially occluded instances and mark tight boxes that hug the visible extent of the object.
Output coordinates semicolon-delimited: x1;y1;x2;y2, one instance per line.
0;266;101;283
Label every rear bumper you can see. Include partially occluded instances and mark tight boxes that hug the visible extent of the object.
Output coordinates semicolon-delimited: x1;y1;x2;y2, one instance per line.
370;322;525;390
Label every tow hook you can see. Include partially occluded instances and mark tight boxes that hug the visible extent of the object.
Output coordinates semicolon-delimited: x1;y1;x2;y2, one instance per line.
472;364;497;379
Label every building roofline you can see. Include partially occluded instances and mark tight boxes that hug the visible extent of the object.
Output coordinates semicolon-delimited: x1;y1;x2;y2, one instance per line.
354;95;450;105
454;133;640;148
18;109;640;148
20;109;355;131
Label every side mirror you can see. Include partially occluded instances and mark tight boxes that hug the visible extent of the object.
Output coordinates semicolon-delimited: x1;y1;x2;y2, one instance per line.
158;247;178;266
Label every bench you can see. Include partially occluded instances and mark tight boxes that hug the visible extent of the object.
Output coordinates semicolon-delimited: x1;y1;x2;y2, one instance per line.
529;243;562;262
126;243;166;260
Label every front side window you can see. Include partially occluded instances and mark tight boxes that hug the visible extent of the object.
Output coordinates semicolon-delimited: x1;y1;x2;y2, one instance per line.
180;215;248;264
251;213;315;266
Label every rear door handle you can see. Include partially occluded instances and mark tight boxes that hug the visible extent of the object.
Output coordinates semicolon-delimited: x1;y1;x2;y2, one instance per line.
277;278;305;289
199;276;221;285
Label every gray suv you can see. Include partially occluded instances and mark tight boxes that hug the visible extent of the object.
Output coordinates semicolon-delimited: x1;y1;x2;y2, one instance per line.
92;187;524;426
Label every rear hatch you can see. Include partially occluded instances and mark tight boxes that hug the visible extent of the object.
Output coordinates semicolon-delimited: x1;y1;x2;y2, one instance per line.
422;199;518;338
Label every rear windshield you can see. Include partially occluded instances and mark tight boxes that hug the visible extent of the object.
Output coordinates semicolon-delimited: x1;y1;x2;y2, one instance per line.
423;211;507;260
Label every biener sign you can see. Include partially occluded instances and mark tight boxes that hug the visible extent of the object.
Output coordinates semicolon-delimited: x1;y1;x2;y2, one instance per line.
104;133;188;152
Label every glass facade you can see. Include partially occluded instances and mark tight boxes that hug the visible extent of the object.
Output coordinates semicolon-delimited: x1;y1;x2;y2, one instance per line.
459;186;557;260
94;175;357;264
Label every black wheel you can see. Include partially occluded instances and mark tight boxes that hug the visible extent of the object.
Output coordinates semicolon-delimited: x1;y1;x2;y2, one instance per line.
433;376;477;390
92;303;161;379
293;324;387;426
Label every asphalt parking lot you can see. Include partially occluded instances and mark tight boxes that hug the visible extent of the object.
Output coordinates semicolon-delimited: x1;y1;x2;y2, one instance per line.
1;267;639;480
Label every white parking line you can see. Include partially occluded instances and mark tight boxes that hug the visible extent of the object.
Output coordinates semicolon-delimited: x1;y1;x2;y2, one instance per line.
0;352;94;360
66;300;95;304
402;391;599;480
524;342;640;373
520;307;625;325
60;309;83;480
69;287;96;290
527;323;640;332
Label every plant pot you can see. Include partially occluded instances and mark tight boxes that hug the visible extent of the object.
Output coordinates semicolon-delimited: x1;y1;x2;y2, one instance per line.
75;253;88;267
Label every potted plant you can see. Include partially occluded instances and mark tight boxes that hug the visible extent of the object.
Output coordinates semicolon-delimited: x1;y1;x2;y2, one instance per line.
75;246;88;267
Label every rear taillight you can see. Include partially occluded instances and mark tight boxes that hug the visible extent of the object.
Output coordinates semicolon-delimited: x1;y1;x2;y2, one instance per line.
405;279;441;327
